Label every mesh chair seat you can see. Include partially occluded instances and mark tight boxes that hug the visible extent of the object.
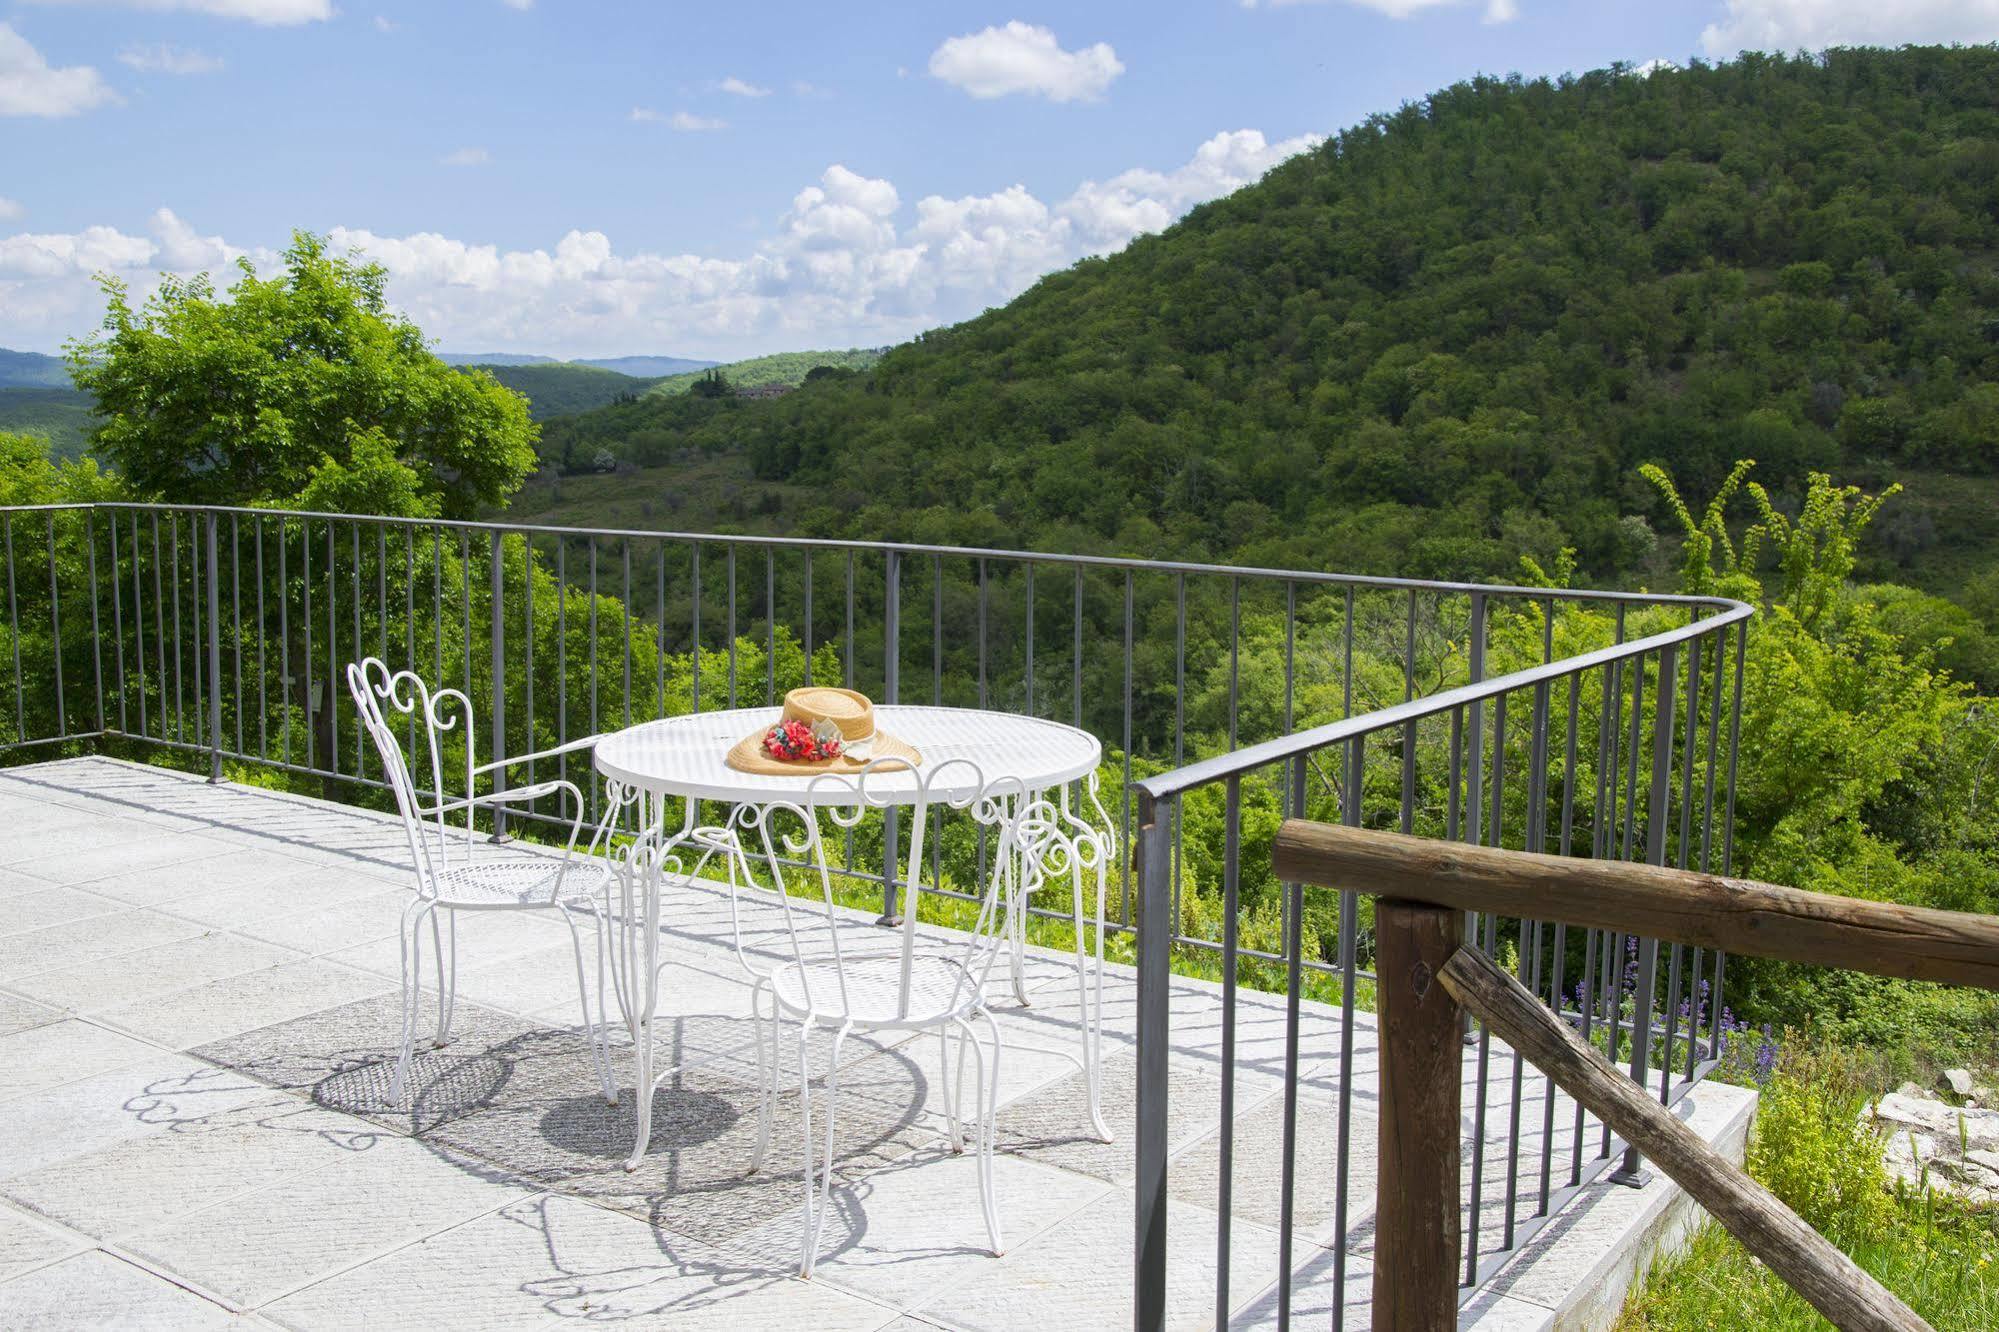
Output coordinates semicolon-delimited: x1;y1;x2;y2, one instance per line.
431;858;607;910
770;951;981;1028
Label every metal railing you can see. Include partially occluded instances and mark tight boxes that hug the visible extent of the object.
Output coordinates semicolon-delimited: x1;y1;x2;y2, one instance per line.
0;500;1750;1324
1132;578;1751;1328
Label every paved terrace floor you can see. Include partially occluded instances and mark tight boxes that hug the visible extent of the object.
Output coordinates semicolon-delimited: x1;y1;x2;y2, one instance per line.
0;757;1753;1331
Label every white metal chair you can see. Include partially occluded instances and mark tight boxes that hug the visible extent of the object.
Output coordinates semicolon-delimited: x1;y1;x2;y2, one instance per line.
346;657;618;1105
690;759;1055;1277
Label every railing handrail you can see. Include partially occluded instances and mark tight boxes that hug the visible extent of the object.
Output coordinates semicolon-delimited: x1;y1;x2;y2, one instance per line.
0;499;1749;613
1290;821;1959;1332
1139;596;1752;798
1272;818;1999;988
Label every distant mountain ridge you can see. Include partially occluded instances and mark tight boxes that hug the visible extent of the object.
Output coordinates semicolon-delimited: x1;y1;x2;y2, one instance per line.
0;349;73;390
437;353;717;377
645;348;886;397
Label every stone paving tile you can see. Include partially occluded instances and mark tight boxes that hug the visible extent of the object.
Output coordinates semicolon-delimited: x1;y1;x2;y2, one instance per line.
1168;1083;1374;1245
0;886;131;938
96;957;392;1050
0;1056;277;1181
237;888;408;955
267;1193;891;1332
0;1018;166;1102
2;1095;388;1239
192;993;540;1135
64;846;328;908
728;1149;1112;1311
5;828;239;886
905;1189;1283;1332
422;1034;933;1248
0;1202;88;1283
0;990;60;1038
993;1047;1221;1184
0;909;207;982
10;931;304;1016
0;867;59;898
163;863;404;930
451;941;610;1019
0;1248;244;1330
834;1026;1083;1137
327;908;581;980
120;1135;533;1309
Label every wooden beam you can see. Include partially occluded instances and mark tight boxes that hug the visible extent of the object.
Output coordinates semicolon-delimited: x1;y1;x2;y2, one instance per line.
1438;945;1934;1332
1273;820;1999;990
1373;900;1463;1331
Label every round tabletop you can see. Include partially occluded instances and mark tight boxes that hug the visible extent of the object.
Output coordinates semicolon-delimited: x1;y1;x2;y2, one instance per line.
592;705;1102;805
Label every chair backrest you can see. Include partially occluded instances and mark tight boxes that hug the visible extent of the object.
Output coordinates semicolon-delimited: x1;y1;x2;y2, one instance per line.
675;757;1044;1023
346;656;479;899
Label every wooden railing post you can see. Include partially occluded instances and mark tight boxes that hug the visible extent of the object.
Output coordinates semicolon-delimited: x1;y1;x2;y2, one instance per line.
1374;898;1463;1330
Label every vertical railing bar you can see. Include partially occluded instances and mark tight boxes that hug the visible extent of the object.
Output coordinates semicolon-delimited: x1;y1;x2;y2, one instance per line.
1227;577;1240;750
801;550;813;687
589;537;600;752
1214;775;1240;1332
301;519;314;769
725;544;737;708
1401;589;1417;834
1467;691;1505;1273
1711;619;1748;1058
1072;565;1083;731
764;546;774;707
626;541;636;726
1275;751;1306;1331
3;516;20;741
881;550;902;922
1172;574;1185;940
1544;669;1582;1209
88;514;108;733
170;514;183;744
231;515;243;755
691;544;702;710
657;540;668;713
326;523;338;774
977;557;989;888
1119;570;1135;918
524;535;536;790
1133;790;1170;1332
489;530;507;836
403;526;414;763
255;518;268;757
1333;735;1359;1326
557;541;568;793
275;520;286;763
1614;645;1676;1183
47;515;67;737
205;513;222;780
110;514;128;734
1024;562;1035;717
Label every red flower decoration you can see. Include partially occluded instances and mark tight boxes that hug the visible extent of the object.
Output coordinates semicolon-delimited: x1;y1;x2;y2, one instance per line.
762;719;843;762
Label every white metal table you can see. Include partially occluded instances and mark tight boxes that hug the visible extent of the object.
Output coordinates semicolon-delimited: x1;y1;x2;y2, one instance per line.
592;704;1115;1170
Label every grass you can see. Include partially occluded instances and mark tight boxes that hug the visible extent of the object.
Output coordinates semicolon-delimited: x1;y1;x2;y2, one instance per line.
1617;1036;1999;1330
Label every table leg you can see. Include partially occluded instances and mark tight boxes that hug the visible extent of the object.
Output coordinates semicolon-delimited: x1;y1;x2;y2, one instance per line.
622;790;683;1172
1072;849;1111;1142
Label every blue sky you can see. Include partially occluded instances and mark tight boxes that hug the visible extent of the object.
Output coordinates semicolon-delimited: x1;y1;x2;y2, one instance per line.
4;1;1997;360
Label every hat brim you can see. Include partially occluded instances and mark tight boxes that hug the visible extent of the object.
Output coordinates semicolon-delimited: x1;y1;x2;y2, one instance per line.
724;728;924;778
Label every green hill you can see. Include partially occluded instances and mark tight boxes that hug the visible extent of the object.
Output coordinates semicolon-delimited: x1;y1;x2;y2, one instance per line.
643;348;885;397
0;389;95;461
459;363;663;420
509;47;1999;597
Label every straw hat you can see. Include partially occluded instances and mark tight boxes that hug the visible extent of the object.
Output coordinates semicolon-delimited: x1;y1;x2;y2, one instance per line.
725;686;923;776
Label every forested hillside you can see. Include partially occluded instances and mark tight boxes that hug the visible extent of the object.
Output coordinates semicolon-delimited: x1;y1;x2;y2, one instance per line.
513;47;1999;595
643;348;885;397
460;362;661;419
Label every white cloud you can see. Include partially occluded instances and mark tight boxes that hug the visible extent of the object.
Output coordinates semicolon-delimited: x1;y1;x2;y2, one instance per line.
792;80;830;98
669;111;726;131
499;0;533;9
1483;0;1519;22
1631;57;1679;76
373;15;397;32
0;127;1320;359
718;76;769;97
0;24;119;118
1702;0;1999;53
117;43;225;75
440;147;490;167
928;21;1123;102
0;198;23;221
34;0;332;24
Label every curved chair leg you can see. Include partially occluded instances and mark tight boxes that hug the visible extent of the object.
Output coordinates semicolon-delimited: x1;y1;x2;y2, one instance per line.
1008;882;1031;1006
801;1022;850;1279
391;898;434;1104
794;1023;817;1278
960;1012;1005;1256
430;909;458;1048
937;1022;964;1153
592;907;618;1104
748;978;776;1174
1073;864;1112;1142
558;905;618;1106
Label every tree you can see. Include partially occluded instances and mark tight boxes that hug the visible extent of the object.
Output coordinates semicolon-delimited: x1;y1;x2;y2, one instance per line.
67;232;536;519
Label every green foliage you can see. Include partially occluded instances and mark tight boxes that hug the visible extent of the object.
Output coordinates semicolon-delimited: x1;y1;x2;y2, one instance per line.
0;389;95;461
644;348;882;398
515;48;1999;590
1621;1037;1999;1331
68;232;538;518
